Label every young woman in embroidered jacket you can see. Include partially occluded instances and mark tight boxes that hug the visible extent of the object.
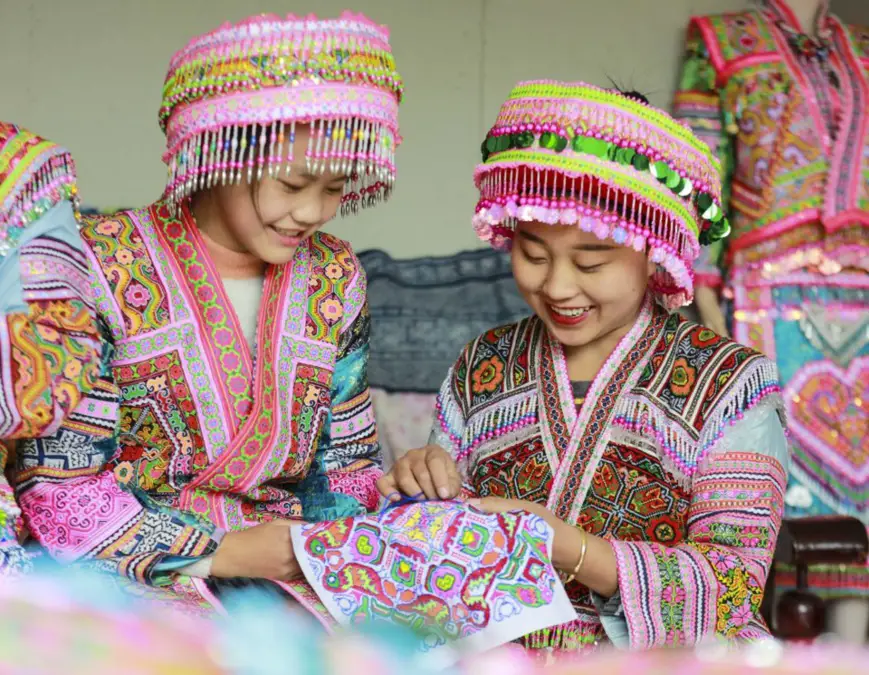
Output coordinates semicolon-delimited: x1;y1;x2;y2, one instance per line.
13;13;403;612
378;83;789;655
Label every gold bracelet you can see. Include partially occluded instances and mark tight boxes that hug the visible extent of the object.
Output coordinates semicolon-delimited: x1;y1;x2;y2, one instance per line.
562;529;588;586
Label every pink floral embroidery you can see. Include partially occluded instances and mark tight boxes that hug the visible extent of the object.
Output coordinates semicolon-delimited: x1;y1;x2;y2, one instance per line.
708;548;740;574
197;285;216;303
730;605;753;626
214;328;233;347
221;352;241;371
124;283;150;310
205;306;224;325
228;375;247;395
188;264;205;281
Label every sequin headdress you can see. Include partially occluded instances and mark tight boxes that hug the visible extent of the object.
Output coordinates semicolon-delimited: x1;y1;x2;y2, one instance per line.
160;11;403;215
0;122;79;257
473;81;728;308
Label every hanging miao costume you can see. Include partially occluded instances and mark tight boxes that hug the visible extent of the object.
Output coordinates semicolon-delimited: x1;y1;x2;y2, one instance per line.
12;14;577;656
673;0;869;598
426;81;790;656
0;123;113;576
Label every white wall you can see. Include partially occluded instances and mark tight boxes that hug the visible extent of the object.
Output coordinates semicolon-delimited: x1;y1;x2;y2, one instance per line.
1;0;867;257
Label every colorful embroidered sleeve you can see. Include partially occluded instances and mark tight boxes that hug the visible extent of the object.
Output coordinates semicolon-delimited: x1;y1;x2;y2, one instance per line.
15;411;223;585
316;298;382;515
12;309;222;588
672;23;735;288
608;405;788;647
0;200;109;577
8;213;222;584
0;202;106;439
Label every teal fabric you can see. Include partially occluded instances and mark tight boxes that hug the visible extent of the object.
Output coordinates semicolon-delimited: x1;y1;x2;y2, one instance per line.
298;305;379;523
0;201;82;313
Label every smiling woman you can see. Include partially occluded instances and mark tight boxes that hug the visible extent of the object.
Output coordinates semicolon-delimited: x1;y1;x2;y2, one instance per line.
511;223;654;382
381;81;789;658
189;125;349;266
13;10;405;619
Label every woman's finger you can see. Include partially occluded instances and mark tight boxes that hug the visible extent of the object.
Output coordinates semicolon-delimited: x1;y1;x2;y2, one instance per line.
411;460;439;500
426;452;459;499
395;461;425;500
468;497;521;514
468;497;496;512
376;473;401;501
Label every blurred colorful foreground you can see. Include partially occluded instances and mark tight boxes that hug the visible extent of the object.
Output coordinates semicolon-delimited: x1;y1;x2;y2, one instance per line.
0;569;868;675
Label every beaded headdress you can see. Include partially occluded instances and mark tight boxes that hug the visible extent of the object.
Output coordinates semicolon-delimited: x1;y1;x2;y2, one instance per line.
0;122;79;257
160;11;404;215
473;81;728;308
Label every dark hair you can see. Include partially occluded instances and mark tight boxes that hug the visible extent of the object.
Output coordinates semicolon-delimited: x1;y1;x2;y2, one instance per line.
604;75;651;106
619;90;650;106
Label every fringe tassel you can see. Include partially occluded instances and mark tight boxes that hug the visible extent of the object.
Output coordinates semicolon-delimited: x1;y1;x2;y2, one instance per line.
475;168;695;263
1;155;78;255
610;356;784;488
456;390;538;462
433;376;539;464
165;118;397;211
434;377;465;454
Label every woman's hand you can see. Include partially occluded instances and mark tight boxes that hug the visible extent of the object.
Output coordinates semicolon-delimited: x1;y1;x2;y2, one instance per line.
693;285;729;337
470;497;617;598
468;496;558;527
210;520;302;581
377;445;461;501
469;497;580;569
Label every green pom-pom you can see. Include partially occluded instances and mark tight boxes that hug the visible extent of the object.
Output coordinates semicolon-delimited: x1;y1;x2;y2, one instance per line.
540;132;560;150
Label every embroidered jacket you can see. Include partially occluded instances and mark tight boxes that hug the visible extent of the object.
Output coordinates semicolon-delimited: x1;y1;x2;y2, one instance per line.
431;299;789;651
15;202;381;588
673;0;869;288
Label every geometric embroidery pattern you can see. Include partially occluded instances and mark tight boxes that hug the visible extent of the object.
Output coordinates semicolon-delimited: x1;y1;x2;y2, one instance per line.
292;500;573;658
